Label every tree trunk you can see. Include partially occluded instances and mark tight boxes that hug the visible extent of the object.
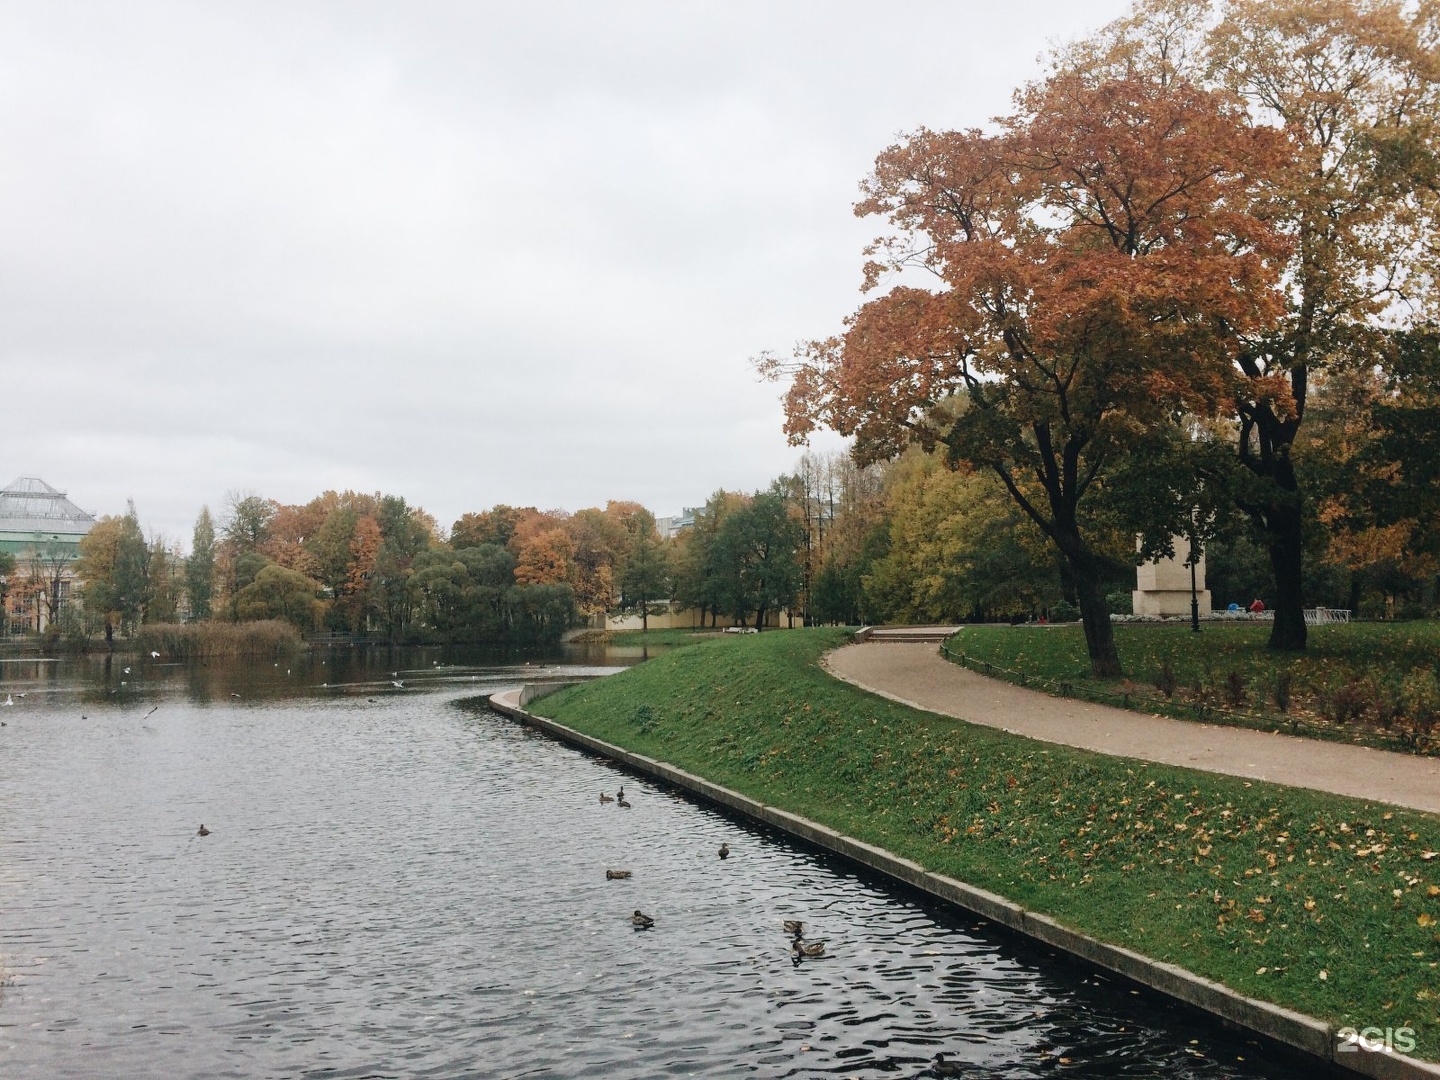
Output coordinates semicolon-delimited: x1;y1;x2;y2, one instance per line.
1266;503;1307;651
1075;570;1122;677
1050;517;1122;678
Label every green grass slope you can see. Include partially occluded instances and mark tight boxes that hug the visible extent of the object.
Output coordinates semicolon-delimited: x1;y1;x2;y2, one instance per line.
533;629;1440;1059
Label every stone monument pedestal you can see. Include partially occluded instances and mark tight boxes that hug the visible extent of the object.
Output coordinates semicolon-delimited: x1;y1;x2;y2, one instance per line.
1133;536;1210;616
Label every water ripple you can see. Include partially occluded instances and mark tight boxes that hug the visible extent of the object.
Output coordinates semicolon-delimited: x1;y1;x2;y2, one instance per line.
0;669;1319;1078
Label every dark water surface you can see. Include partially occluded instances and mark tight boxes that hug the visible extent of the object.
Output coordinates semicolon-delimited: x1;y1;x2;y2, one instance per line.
0;649;1319;1078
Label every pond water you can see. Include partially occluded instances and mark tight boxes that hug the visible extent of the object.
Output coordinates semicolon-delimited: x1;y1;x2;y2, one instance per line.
0;647;1327;1078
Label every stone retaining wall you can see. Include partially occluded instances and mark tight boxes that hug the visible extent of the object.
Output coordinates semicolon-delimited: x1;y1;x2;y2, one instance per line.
488;688;1440;1080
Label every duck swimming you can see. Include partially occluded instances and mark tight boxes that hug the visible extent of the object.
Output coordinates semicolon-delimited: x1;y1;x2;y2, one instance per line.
196;824;211;837
631;910;654;929
599;792;614;804
930;1052;966;1077
617;797;631;809
782;920;803;937
791;940;825;958
718;843;730;859
605;869;632;880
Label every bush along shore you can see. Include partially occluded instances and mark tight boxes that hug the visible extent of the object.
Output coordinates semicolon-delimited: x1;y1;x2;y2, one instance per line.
528;629;1440;1065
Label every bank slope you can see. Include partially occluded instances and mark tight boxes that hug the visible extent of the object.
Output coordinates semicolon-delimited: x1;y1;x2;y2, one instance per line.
530;628;1440;1064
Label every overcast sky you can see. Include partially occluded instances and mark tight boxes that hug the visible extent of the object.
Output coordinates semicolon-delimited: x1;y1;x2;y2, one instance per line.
2;0;1128;546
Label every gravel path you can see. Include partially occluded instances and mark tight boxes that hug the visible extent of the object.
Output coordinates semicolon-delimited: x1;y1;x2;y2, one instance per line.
825;641;1440;816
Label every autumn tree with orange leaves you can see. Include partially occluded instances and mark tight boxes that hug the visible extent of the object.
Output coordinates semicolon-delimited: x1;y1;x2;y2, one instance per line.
1064;0;1440;650
762;69;1290;675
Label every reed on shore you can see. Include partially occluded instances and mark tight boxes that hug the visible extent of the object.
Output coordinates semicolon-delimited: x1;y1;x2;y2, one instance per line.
133;620;302;660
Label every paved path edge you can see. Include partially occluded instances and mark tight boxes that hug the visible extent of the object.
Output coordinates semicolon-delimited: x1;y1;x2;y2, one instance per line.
489;686;1440;1079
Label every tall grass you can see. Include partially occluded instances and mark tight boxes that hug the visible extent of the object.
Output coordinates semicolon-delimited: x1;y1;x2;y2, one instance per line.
133;620;302;660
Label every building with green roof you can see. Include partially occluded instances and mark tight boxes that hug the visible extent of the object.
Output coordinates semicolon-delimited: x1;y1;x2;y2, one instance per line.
0;477;97;634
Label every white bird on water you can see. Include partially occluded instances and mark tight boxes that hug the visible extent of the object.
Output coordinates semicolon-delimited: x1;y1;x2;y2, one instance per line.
391;680;405;689
2;694;12;707
150;651;160;659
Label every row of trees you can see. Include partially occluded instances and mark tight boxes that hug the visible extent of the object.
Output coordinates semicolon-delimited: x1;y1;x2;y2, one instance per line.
66;486;815;644
762;0;1440;674
50;400;1440;650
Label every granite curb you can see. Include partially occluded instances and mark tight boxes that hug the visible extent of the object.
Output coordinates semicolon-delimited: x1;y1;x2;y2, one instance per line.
488;686;1440;1079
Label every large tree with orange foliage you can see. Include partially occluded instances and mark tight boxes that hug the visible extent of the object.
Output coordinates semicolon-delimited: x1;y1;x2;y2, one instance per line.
1064;0;1440;650
763;69;1289;675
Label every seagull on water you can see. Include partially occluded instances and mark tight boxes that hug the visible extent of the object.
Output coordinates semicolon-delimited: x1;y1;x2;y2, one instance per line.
391;680;405;689
2;695;12;707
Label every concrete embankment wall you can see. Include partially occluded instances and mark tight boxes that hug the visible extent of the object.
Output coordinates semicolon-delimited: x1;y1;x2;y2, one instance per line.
489;686;1440;1080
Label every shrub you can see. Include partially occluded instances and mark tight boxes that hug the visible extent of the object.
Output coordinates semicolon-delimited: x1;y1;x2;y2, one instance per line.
1049;600;1079;622
632;704;658;733
1375;679;1403;730
1400;668;1440;748
1105;589;1132;616
1224;671;1247;709
1272;669;1292;714
1323;680;1369;726
1154;660;1178;698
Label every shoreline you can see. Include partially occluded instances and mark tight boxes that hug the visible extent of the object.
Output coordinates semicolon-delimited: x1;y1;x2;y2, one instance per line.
489;684;1436;1079
487;628;1440;1079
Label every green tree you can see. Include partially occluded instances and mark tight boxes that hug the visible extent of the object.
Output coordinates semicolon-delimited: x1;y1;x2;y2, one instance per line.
77;505;149;638
864;450;1060;622
713;489;805;629
368;541;411;642
233;564;321;629
376;494;433;559
223;493;274;554
673;490;746;628
144;539;181;624
187;506;216;621
306;505;358;629
616;508;670;630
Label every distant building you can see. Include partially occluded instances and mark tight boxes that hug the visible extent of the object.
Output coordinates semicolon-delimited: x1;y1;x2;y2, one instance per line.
0;477;97;634
655;508;698;540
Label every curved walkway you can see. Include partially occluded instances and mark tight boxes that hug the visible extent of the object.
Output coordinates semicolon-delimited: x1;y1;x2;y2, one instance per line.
825;642;1440;816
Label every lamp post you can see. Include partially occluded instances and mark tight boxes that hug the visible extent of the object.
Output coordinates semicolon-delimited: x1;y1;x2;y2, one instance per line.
1189;551;1201;633
1188;510;1201;633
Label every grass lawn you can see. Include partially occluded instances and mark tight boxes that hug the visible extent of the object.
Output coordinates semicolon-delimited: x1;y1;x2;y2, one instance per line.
946;621;1440;755
609;627;727;646
532;628;1440;1061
